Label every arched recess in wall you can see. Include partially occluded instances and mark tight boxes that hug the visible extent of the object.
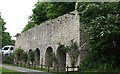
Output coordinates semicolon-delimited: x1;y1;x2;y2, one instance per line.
45;46;53;67
28;49;32;54
28;49;32;63
56;45;66;71
29;49;32;52
35;48;40;66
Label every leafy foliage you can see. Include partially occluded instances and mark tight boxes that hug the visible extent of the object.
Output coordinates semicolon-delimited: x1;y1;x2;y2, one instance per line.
2;54;14;64
28;49;35;65
2;32;12;46
46;2;75;19
49;52;58;64
0;13;15;47
77;2;120;70
22;21;35;33
58;39;79;67
65;40;79;67
22;2;75;33
20;52;28;63
14;48;24;64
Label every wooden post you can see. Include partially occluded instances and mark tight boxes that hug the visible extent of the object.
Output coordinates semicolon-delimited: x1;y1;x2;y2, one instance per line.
67;66;68;74
57;65;59;72
73;66;74;71
41;64;43;70
48;66;49;72
77;66;79;71
28;64;29;68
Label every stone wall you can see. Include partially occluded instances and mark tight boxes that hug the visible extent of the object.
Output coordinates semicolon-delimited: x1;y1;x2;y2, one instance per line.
15;11;80;70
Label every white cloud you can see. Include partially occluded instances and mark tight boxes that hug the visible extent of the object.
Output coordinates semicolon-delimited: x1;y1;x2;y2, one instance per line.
0;0;38;40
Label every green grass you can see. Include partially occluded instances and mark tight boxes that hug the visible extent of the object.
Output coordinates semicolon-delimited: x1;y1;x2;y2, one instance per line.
2;67;15;72
0;67;2;73
52;72;79;74
52;72;120;74
1;67;27;74
3;64;79;74
0;67;120;74
4;63;55;72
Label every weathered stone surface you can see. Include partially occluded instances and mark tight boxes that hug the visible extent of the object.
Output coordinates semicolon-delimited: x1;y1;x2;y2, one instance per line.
15;11;83;71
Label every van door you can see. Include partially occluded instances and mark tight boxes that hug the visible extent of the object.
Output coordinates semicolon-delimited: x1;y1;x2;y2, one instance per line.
10;47;14;54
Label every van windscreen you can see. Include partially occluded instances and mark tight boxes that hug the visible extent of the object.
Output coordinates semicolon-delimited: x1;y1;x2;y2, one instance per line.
3;47;9;50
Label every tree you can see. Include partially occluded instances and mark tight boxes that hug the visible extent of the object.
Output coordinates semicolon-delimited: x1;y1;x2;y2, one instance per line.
14;48;24;64
49;52;58;66
0;13;5;48
22;2;75;33
31;2;48;25
46;2;75;19
66;40;79;67
0;12;15;47
11;40;15;45
58;39;79;67
31;2;75;25
20;52;28;65
22;21;35;33
28;50;35;66
77;2;120;67
2;32;12;46
2;54;14;64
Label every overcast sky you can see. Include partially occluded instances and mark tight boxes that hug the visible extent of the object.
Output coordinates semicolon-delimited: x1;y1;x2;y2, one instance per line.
0;0;38;40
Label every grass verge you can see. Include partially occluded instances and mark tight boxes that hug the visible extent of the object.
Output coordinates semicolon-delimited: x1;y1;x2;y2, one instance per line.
1;67;28;74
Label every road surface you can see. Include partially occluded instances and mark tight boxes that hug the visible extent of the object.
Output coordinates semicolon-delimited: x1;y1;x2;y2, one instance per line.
2;64;53;74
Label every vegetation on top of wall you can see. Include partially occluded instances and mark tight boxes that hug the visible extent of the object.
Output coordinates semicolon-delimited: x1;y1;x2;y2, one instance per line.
22;2;75;33
77;2;120;71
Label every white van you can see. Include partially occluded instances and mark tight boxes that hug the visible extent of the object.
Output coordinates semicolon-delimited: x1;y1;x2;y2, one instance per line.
2;45;15;56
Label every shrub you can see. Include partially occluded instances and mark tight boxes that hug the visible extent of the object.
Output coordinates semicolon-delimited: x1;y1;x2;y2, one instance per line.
13;48;24;64
2;54;14;64
28;50;35;66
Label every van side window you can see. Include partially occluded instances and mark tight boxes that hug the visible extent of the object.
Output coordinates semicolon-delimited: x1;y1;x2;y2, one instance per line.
10;47;14;50
3;47;9;50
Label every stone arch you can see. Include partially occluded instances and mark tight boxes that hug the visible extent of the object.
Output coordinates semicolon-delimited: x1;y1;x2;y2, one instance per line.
34;48;40;66
45;46;53;67
29;49;32;52
56;45;66;71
